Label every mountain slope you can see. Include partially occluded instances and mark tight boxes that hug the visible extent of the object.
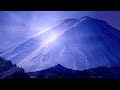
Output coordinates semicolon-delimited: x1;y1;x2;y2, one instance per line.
1;16;120;72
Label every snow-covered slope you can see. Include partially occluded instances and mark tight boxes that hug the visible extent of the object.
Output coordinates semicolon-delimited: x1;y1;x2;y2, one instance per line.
1;16;120;72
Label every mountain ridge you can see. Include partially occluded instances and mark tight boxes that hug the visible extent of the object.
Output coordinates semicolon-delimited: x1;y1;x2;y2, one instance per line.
28;64;120;79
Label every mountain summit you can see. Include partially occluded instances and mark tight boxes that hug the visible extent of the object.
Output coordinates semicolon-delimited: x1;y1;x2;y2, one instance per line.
1;16;120;72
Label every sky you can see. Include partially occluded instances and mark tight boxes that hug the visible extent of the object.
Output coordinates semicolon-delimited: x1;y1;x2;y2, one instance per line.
0;11;120;51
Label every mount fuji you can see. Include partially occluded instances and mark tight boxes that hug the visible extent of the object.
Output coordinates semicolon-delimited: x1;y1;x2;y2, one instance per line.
1;16;120;72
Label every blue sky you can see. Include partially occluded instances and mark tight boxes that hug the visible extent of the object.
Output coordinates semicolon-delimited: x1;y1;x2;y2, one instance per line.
0;11;120;51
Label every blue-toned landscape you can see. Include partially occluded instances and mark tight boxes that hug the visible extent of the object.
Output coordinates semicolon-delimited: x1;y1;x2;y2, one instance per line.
0;11;120;79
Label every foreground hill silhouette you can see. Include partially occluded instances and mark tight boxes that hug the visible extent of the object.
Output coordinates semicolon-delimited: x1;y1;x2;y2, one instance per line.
0;57;29;79
28;64;120;80
1;57;120;79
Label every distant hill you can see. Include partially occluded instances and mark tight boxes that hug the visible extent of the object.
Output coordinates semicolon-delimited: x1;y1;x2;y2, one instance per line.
0;57;29;79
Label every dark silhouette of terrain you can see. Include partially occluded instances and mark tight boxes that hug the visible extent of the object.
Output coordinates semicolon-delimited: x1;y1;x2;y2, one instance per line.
1;57;120;80
28;64;120;80
0;57;29;79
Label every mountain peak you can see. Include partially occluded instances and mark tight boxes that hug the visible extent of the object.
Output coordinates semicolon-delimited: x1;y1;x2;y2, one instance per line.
81;16;92;19
62;16;93;23
79;16;94;22
79;16;108;24
54;64;65;68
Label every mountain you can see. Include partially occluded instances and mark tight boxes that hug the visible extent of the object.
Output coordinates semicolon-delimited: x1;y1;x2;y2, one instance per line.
1;16;120;72
28;64;120;79
0;57;29;79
